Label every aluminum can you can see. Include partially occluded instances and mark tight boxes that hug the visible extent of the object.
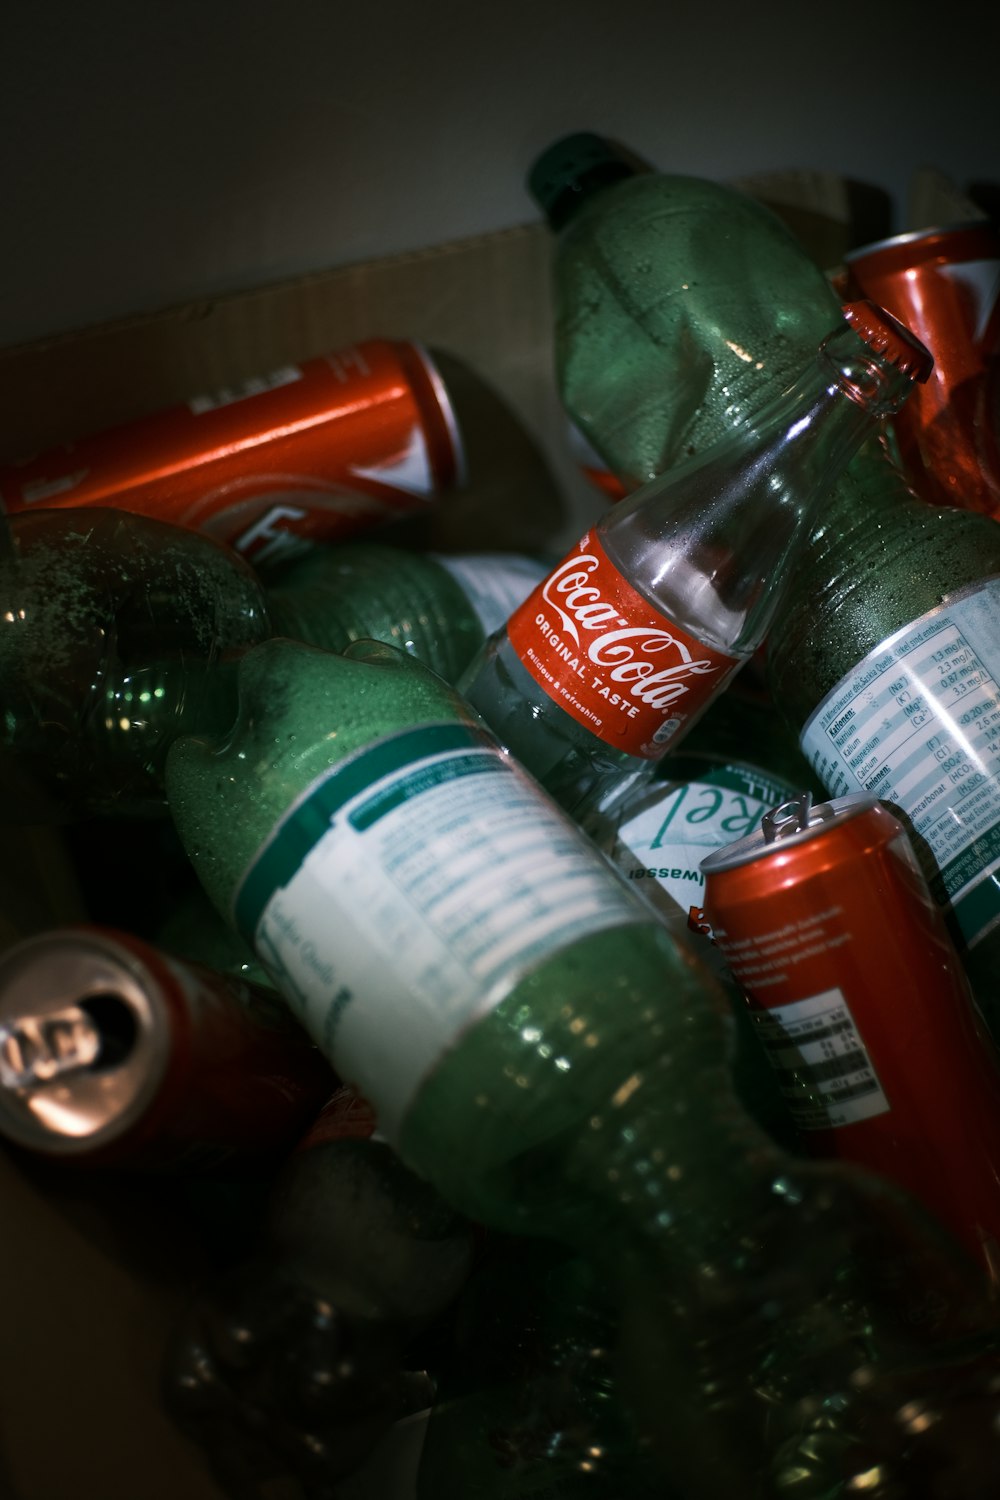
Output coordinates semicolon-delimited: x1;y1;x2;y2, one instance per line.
844;220;1000;519
700;791;1000;1273
0;339;466;568
0;925;335;1170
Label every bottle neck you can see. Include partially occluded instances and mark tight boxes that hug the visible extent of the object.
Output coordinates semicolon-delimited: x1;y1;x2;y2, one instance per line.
602;336;918;658
742;324;919;473
529;134;638;234
546;162;635;232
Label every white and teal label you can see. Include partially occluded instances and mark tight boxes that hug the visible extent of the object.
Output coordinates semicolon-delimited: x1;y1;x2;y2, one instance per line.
613;760;798;918
801;579;1000;949
233;723;645;1143
434;553;548;638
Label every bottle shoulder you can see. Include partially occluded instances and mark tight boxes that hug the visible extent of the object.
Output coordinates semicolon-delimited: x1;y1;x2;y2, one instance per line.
766;500;1000;712
788;493;1000;603
558;175;840;305
551;182;842;485
563;170;817;238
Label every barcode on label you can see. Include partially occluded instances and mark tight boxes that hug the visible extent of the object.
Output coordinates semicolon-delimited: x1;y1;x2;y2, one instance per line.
749;987;890;1129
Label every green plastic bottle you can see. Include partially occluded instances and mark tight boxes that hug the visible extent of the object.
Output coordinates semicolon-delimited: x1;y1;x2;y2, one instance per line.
157;883;278;990
763;462;1000;1014
416;1234;665;1498
0;506;543;821
267;542;547;687
164;1085;473;1500
0;507;270;820
165;635;1000;1499
527;131;845;488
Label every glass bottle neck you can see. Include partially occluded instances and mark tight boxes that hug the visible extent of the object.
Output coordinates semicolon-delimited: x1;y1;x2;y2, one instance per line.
601;333;918;658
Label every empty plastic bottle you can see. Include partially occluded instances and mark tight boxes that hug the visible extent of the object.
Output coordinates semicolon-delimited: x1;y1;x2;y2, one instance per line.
527;130;846;488
163;633;1000;1499
0;507;270;820
163;1084;475;1500
0;505;544;821
416;1233;666;1498
266;542;548;687
763;439;1000;1018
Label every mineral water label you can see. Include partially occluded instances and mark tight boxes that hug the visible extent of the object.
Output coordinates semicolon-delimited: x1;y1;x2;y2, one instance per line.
746;990;890;1130
613;760;798;919
433;553;549;638
506;531;739;759
233;723;646;1143
800;579;1000;947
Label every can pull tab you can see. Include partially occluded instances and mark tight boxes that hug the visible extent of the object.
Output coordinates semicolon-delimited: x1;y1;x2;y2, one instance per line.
762;793;814;843
0;1007;102;1089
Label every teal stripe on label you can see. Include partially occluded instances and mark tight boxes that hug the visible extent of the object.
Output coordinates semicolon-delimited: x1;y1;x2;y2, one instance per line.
930;821;1000;905
234;722;495;943
949;875;1000;949
350;751;504;831
664;756;799;802
930;817;1000;946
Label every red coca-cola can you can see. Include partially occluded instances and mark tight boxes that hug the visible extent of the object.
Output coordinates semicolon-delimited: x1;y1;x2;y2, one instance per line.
843;220;1000;518
0;339;466;567
699;791;1000;1275
0;925;336;1170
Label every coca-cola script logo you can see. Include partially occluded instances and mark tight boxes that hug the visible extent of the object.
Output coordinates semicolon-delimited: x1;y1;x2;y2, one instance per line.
540;553;721;709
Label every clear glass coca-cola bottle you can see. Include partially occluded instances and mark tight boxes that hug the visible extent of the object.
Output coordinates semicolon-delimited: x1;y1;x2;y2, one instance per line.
458;302;932;818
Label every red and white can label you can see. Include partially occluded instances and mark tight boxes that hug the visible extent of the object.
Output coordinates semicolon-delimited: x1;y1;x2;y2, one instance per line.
506;531;739;759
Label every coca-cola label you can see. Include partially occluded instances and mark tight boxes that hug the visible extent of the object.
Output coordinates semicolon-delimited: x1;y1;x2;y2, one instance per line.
506;531;739;758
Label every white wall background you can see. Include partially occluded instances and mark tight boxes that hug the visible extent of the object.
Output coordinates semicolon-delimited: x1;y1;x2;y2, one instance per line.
3;0;998;349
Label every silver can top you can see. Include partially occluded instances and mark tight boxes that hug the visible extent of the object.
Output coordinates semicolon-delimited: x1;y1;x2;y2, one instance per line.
699;790;882;876
844;219;999;264
0;928;169;1155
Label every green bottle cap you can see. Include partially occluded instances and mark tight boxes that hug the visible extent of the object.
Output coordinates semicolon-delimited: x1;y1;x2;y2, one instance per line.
527;131;636;232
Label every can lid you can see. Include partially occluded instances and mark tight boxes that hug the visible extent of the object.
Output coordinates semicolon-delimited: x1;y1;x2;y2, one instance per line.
527;132;636;232
0;929;167;1155
844;218;1000;267
841;299;934;384
392;340;469;491
699;790;882;875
